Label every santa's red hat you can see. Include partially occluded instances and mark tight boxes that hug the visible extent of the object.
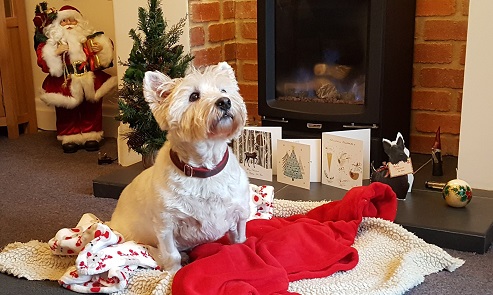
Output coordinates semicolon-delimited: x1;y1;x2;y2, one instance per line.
56;5;83;21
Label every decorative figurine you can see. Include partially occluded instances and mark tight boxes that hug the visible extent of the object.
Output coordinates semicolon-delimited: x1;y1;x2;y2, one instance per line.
442;179;472;208
33;3;117;153
371;132;414;199
432;127;444;176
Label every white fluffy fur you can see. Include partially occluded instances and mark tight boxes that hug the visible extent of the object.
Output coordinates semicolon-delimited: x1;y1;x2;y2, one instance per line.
42;17;93;76
93;76;118;101
40;75;117;108
71;73;95;101
91;34;114;68
42;40;64;77
109;62;251;272
56;131;103;145
40;90;83;109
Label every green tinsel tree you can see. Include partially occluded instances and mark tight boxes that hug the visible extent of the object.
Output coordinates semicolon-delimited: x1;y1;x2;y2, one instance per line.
117;0;193;156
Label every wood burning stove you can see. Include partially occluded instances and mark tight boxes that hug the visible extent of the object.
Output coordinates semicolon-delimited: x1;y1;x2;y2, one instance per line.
258;0;416;165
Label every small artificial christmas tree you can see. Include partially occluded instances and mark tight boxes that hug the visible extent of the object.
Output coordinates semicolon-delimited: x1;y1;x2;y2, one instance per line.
117;0;193;156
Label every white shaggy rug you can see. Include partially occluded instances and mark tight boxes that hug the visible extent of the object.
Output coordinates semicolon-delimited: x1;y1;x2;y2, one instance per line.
0;199;463;295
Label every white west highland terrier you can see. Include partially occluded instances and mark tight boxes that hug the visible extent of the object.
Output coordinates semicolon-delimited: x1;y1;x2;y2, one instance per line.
109;62;251;272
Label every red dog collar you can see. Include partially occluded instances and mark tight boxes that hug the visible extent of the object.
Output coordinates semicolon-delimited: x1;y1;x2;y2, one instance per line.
169;148;229;178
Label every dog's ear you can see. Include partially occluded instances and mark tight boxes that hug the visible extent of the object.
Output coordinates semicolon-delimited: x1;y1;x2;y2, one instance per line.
382;138;392;156
143;71;177;111
396;133;405;150
216;61;236;81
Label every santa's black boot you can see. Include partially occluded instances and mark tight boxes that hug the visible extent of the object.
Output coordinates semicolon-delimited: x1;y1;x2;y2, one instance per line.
84;140;100;152
62;142;79;153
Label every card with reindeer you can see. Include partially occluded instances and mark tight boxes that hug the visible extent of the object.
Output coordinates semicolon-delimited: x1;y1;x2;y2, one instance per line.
231;127;280;181
244;126;282;175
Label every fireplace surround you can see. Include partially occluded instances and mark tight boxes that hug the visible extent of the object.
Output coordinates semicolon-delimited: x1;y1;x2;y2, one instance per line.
258;0;416;165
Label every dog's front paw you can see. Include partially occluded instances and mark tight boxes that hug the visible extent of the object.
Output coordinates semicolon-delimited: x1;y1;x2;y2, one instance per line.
156;258;182;274
229;219;247;244
152;249;183;273
228;230;246;244
235;236;247;244
166;263;182;274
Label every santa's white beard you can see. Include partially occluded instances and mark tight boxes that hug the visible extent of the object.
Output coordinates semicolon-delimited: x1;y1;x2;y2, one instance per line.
61;25;89;63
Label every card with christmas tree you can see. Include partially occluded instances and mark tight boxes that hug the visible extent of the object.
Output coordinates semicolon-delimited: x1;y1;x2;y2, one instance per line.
276;139;321;190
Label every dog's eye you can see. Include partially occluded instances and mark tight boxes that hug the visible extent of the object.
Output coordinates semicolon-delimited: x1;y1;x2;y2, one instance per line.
189;92;200;102
220;89;227;93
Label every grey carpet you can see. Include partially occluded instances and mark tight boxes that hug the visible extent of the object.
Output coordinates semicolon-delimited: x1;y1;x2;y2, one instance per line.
0;130;120;295
0;129;492;295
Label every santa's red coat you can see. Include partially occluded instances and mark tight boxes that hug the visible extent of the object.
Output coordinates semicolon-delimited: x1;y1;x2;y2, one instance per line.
36;39;116;140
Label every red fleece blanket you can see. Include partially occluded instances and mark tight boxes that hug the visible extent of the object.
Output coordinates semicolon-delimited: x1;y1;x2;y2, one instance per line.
172;182;397;295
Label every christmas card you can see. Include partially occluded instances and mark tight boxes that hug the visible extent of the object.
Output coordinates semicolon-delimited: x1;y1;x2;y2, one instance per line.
244;126;282;175
321;131;367;190
276;139;321;190
322;129;371;179
231;127;280;182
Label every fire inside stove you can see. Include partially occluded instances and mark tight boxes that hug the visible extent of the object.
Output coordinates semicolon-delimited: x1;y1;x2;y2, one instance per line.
277;63;365;104
274;0;368;105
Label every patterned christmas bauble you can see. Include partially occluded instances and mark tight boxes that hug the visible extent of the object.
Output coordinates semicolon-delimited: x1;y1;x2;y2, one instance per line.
442;179;472;208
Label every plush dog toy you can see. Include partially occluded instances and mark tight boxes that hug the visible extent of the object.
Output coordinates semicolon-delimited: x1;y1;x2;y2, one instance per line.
371;132;413;199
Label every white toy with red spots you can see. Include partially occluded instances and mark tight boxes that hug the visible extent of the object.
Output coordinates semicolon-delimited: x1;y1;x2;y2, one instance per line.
48;213;159;293
45;183;275;293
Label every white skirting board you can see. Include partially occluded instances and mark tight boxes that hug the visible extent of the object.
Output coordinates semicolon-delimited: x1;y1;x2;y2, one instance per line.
117;122;142;167
35;98;56;131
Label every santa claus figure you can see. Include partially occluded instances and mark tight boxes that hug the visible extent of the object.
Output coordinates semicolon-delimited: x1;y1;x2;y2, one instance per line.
34;4;117;153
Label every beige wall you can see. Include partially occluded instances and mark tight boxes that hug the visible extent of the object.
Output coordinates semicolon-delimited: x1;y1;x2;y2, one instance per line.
457;0;493;191
113;0;190;83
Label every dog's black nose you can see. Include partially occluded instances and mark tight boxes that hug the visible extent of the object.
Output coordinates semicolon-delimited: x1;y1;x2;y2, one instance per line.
215;97;231;111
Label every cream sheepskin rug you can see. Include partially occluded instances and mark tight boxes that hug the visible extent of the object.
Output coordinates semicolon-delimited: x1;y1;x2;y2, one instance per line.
0;199;463;295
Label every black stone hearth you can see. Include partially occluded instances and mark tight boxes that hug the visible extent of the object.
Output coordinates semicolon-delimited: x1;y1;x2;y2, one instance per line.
93;154;493;253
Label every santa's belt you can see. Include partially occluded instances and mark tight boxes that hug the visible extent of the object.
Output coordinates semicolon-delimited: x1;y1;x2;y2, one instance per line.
66;62;89;76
